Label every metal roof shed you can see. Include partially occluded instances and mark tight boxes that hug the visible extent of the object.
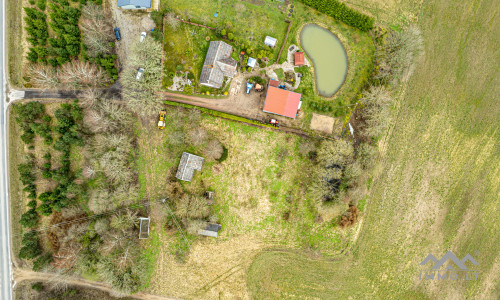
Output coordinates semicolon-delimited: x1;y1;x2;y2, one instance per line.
198;223;222;238
176;152;204;182
264;36;278;47
247;57;257;68
117;0;151;9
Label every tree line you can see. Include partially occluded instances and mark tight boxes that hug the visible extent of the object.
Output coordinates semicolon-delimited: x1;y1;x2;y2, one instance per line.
14;100;85;271
299;0;374;31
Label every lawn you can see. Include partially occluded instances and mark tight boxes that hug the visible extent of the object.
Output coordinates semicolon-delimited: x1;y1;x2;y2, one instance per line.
247;0;500;298
136;106;356;298
163;0;289;60
162;22;218;89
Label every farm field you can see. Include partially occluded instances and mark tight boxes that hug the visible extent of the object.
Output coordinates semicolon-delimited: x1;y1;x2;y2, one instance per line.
136;107;359;298
248;0;500;298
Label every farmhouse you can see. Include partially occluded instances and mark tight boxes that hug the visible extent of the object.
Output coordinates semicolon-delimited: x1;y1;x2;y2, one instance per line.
263;84;302;119
199;41;238;89
117;0;151;9
264;36;278;47
294;52;305;66
198;223;222;238
176;152;204;182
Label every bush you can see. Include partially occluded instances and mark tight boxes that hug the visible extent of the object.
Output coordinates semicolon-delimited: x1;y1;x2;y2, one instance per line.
32;253;53;271
298;0;373;31
20;209;40;228
32;282;44;292
18;231;42;259
36;0;46;11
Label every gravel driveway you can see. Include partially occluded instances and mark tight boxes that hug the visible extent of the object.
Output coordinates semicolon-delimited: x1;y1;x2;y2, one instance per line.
108;4;155;69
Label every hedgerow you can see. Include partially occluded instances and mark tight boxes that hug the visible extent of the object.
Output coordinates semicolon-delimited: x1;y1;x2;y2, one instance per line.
298;0;374;31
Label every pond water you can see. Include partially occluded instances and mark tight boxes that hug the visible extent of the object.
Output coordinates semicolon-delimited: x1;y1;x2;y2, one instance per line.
300;24;348;97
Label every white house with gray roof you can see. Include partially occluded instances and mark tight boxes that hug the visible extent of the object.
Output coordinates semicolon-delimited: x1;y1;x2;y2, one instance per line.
117;0;151;9
199;41;237;89
176;152;204;182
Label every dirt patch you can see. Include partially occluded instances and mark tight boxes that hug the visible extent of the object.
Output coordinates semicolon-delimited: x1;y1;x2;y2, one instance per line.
310;113;335;134
109;6;155;69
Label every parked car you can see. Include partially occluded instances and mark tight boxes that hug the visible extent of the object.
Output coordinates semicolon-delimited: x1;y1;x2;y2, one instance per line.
140;32;147;42
114;27;121;41
136;68;144;80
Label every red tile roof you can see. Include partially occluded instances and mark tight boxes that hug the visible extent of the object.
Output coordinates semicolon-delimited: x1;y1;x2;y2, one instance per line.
269;79;280;87
263;86;302;118
294;52;305;66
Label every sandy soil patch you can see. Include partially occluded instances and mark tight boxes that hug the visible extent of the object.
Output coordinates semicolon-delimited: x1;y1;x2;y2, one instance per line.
310;113;336;134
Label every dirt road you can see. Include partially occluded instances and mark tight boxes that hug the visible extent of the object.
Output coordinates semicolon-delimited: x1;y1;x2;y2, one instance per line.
14;269;179;300
161;92;337;140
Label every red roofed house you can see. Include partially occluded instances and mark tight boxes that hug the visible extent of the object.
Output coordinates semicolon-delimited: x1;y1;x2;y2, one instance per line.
294;52;305;66
263;86;302;119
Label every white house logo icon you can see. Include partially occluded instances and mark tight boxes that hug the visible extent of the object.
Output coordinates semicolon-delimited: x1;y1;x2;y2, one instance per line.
420;251;479;270
419;251;480;280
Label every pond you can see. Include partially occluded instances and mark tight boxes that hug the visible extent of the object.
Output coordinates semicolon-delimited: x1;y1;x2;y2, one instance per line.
300;24;348;97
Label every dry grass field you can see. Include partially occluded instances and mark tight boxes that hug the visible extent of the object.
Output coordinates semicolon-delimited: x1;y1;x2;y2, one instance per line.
136;111;358;298
247;0;499;298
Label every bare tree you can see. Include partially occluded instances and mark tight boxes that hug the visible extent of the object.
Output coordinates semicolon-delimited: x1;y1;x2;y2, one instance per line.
80;3;113;57
375;24;424;85
317;140;354;168
361;86;392;138
27;64;60;89
59;61;107;88
188;128;208;146
79;88;102;108
204;139;223;160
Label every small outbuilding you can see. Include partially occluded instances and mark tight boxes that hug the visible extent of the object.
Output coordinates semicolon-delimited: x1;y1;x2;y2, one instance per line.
264;36;278;47
247;57;257;68
138;217;150;239
206;191;215;205
176;152;204;182
269;79;280;87
263;85;302;119
294;52;305;66
117;0;151;9
198;223;222;238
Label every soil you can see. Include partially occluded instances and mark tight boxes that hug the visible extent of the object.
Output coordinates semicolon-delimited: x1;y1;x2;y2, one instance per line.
108;5;155;69
310;113;336;134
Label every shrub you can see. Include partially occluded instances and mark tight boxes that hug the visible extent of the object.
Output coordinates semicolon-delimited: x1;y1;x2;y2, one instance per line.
36;0;46;11
18;231;42;259
20;209;40;228
32;282;44;292
298;0;373;31
32;253;53;271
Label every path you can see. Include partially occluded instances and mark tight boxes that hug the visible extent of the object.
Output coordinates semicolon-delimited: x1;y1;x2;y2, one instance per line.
14;269;179;300
0;0;14;298
160;92;335;140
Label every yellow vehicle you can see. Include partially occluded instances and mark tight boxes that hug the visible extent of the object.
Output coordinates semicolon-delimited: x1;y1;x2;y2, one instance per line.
158;110;166;129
